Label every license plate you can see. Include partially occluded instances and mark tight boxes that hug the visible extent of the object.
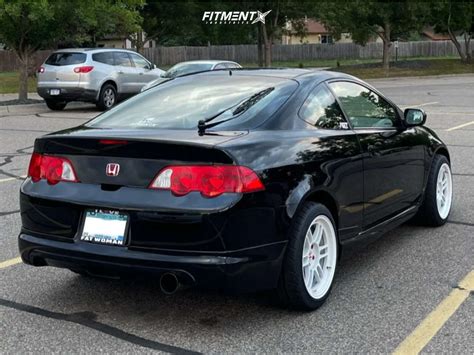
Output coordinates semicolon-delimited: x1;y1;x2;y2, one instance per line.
50;89;60;95
80;209;128;246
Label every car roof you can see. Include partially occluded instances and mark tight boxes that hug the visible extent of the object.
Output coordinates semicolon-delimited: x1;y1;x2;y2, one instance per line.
51;48;141;54
174;60;239;65
189;68;356;82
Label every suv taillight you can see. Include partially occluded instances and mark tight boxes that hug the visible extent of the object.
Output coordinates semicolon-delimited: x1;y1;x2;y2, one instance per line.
149;165;265;198
27;153;78;185
73;66;94;73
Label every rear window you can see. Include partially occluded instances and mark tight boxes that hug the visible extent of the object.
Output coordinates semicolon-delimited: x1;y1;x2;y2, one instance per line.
87;74;298;130
45;53;86;66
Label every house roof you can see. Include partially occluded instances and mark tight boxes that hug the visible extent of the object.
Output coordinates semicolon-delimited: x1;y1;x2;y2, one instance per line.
422;27;450;41
305;20;329;34
288;19;330;35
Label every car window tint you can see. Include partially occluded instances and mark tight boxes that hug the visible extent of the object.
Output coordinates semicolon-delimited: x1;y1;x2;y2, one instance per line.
87;75;297;130
329;81;397;128
113;52;132;67
92;52;114;65
299;85;347;129
45;53;86;66
130;53;150;69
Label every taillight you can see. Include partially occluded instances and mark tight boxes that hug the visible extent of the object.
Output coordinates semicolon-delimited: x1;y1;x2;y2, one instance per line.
38;66;45;73
73;66;94;73
99;139;128;145
27;153;78;185
149;165;265;198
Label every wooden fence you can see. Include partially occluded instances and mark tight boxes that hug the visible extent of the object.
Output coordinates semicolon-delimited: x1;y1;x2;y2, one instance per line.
0;40;462;72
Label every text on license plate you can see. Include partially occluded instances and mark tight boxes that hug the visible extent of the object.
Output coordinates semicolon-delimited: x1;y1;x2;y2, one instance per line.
50;89;60;95
80;209;128;246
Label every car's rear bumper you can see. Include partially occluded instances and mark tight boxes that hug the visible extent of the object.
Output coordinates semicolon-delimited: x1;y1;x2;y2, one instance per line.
19;233;286;292
37;87;97;102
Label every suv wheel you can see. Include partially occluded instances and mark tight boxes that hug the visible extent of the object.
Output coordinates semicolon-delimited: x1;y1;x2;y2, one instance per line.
96;84;116;111
45;99;67;111
277;202;338;310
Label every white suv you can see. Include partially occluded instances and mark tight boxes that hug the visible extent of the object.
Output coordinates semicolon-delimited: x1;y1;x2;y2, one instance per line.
37;48;164;110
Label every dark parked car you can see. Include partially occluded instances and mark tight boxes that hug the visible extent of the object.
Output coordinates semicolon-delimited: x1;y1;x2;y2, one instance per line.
19;69;452;310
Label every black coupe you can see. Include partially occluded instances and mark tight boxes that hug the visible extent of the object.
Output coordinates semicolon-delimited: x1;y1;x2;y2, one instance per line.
19;69;452;310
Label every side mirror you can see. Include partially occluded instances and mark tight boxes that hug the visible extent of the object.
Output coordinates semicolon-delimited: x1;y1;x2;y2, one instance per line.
404;108;426;127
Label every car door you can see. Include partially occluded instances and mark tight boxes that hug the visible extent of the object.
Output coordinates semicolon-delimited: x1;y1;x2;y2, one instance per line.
129;53;157;91
112;52;135;95
299;83;364;240
329;80;425;228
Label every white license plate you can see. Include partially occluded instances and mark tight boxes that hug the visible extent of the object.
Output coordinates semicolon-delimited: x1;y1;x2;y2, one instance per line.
80;209;128;246
50;89;60;95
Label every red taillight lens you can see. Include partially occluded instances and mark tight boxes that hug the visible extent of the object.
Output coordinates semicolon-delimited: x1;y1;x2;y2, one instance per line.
27;153;78;185
99;139;128;145
149;165;265;198
73;66;94;73
38;66;45;73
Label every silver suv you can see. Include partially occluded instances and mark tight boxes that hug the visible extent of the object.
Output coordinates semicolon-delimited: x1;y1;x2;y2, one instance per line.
37;48;164;110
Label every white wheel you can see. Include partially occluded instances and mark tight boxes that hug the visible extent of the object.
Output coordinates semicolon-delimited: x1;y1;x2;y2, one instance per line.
302;215;337;300
436;163;452;219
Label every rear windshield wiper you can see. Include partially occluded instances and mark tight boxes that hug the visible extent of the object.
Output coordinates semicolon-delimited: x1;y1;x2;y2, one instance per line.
197;87;274;135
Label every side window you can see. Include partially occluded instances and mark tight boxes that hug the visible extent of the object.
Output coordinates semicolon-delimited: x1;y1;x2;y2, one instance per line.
214;63;226;70
92;52;114;65
299;84;347;129
113;52;132;67
225;63;240;69
329;81;397;128
130;53;150;69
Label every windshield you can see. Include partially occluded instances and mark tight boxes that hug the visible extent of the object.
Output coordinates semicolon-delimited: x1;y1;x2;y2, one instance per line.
87;74;298;130
163;63;214;78
46;53;86;66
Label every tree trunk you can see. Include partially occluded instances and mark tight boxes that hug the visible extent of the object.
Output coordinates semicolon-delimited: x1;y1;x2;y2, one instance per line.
261;24;271;68
463;32;472;63
17;52;29;101
448;28;467;62
381;23;392;71
257;24;263;67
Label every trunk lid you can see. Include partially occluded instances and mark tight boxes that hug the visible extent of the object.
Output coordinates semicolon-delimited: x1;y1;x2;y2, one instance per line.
39;52;87;87
35;128;245;188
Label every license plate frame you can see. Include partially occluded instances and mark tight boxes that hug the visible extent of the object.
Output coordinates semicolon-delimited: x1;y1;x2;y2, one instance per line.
49;89;60;96
79;209;129;247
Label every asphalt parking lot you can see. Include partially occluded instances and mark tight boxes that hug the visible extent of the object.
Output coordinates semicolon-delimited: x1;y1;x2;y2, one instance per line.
0;74;473;354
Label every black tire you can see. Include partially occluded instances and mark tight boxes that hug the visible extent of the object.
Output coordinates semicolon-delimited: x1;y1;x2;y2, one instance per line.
45;99;67;111
414;155;452;226
96;83;117;111
277;202;338;311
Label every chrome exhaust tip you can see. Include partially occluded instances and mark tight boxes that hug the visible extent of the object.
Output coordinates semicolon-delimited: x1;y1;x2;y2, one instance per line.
159;272;180;295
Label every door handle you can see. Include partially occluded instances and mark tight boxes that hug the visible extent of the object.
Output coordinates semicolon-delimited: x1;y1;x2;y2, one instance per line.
139;72;143;75
118;71;124;74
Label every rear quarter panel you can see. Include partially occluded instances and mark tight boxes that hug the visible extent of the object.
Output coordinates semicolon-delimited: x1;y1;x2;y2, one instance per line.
222;129;364;240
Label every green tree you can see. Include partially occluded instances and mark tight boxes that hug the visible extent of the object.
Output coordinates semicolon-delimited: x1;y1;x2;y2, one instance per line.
315;1;428;70
0;0;144;101
429;0;472;63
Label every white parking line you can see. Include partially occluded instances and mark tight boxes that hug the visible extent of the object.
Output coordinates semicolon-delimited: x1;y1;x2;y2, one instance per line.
0;176;26;183
446;120;474;131
412;101;439;107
